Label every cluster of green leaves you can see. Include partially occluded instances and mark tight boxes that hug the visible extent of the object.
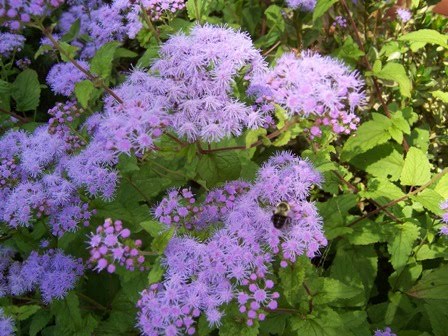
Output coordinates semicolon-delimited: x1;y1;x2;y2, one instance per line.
1;0;448;335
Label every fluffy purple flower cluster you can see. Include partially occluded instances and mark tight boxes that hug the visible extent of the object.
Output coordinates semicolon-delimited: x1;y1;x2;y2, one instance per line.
48;101;85;151
286;0;316;11
46;62;89;96
137;152;326;335
98;25;268;154
396;8;412;22
142;0;186;20
333;15;348;28
154;181;250;230
98;70;170;155
152;25;267;143
87;218;146;273
374;327;397;336
249;52;365;138
0;247;83;303
0;0;64;30
0;127;93;235
0;308;14;336
0;32;25;57
440;200;448;235
15;57;31;69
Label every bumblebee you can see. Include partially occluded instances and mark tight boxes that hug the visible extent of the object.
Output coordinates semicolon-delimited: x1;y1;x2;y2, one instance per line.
271;202;291;229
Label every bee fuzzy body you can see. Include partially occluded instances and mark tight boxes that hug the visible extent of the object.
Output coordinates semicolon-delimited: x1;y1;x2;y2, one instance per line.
271;202;292;229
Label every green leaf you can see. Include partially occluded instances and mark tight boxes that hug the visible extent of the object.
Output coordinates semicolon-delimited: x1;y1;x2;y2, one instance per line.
114;47;138;59
406;265;448;300
95;291;136;336
388;222;420;270
412;189;444;215
58;42;79;62
374;62;412;97
367;149;404;182
290;308;345;335
399;29;448;48
90;42;121;79
74;80;95;108
330;246;377;306
61;19;81;42
197;152;241;187
318;194;357;239
6;305;41;321
424;300;448;336
313;0;339;22
151;227;175;253
265;5;285;32
432;90;448;103
434;174;448;198
314;278;364;305
11;69;41;112
278;257;308;305
341;116;392;161
137;46;160;68
140;220;165;237
148;257;164;284
51;293;97;336
245;128;267;148
400;147;431;186
348;220;389;245
30;310;53;336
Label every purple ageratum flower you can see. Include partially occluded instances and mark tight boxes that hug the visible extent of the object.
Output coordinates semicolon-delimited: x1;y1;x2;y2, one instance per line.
286;0;316;11
396;8;411;23
46;61;89;96
0;126;97;235
440;200;448;236
333;16;347;28
154;181;250;230
1;249;83;303
141;0;186;21
48;101;85;151
64;136;119;200
0;33;25;57
0;308;14;336
98;70;171;155
0;0;65;30
86;218;146;273
249;52;365;138
151;24;268;143
138;152;326;335
374;327;397;336
87;4;127;45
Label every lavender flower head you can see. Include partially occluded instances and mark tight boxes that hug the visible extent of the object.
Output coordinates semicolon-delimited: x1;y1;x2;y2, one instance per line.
440;200;448;236
154;181;250;230
151;24;268;143
87;218;146;273
46;61;89;96
0;308;14;336
1;249;83;303
396;8;411;22
142;0;186;20
0;33;25;57
138;152;326;335
99;70;171;155
0;0;65;30
0;126;97;236
286;0;316;11
249;52;365;138
374;327;397;336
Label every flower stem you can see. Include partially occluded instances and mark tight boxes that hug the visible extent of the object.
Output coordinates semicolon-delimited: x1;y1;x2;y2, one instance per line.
39;25;123;104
